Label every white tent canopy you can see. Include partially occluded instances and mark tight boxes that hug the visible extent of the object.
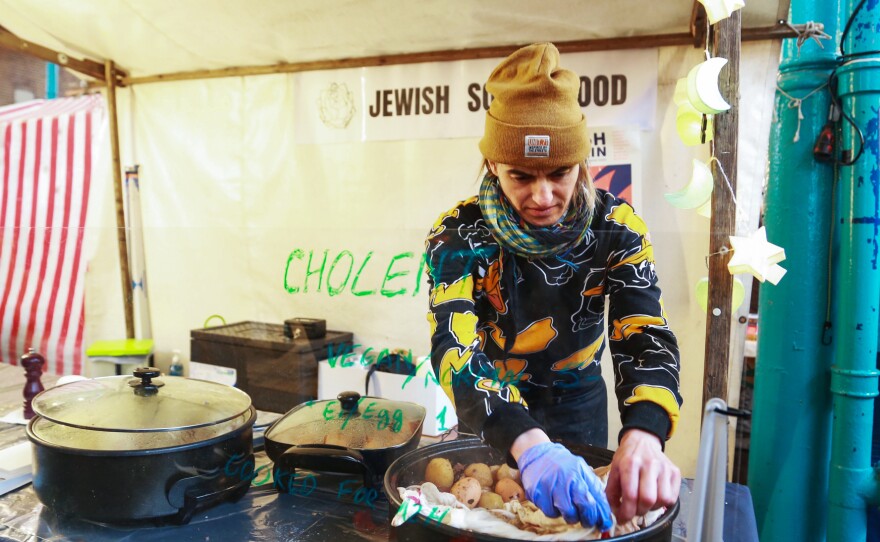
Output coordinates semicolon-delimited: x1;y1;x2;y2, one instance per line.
0;0;789;477
0;0;786;77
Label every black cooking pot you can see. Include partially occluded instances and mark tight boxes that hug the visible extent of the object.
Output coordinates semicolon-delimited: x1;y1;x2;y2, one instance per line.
264;391;425;491
384;438;679;542
26;367;256;525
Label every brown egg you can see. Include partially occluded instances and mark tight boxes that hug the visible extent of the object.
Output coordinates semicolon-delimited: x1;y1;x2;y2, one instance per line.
495;463;520;483
495;478;525;503
464;463;494;489
424;458;454;492
450;477;483;508
478;491;505;510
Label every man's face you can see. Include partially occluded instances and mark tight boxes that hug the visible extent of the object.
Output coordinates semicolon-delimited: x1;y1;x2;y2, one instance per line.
488;161;580;227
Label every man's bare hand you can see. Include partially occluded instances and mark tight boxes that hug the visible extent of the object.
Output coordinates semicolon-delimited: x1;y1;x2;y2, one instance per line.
605;429;680;522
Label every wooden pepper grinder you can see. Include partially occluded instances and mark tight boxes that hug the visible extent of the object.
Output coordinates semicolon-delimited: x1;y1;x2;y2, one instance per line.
22;347;45;420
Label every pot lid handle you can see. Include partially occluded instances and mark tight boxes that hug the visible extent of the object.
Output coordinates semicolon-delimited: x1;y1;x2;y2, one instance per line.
337;391;360;412
128;367;165;396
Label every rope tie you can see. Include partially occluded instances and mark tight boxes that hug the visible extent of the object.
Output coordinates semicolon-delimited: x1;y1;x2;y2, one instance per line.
780;19;832;54
775;83;828;143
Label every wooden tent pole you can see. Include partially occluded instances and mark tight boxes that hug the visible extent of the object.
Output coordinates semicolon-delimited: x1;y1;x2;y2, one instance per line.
702;12;741;408
112;23;796;87
104;60;135;339
0;25;123;82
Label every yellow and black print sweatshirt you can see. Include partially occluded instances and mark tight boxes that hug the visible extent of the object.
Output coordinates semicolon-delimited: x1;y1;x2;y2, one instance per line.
425;189;682;456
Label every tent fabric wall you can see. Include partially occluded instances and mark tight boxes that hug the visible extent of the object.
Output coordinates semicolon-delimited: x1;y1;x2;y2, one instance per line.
0;95;108;375
83;42;781;477
0;0;784;78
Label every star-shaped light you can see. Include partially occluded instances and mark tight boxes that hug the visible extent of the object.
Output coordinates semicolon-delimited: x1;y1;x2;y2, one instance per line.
727;227;787;284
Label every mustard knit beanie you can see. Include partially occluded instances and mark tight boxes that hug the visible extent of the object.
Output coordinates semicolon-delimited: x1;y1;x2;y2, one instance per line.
479;43;589;169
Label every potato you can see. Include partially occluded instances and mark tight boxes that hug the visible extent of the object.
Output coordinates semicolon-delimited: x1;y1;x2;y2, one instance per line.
593;464;611;479
464;463;494;489
478;491;505;510
424;458;454;492
451;477;482;508
495;463;520;483
495;478;525;503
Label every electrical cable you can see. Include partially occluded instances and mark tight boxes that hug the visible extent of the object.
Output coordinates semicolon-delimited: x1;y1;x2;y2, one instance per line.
840;0;868;58
822;162;838;346
827;0;872;167
827;70;866;166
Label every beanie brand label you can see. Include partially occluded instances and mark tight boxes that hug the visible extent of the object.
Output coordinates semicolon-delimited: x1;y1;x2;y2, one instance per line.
524;135;550;157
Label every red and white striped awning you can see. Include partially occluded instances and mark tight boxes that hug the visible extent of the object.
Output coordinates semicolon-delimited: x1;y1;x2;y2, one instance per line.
0;95;105;375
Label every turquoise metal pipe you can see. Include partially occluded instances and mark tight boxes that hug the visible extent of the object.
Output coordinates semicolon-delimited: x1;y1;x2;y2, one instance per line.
747;1;839;540
828;1;880;539
45;63;59;100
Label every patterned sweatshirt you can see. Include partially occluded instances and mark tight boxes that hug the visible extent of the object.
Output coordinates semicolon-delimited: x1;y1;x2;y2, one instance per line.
425;189;682;456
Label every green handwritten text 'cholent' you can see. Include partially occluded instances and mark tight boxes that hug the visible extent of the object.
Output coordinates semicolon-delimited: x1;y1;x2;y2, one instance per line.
283;249;428;298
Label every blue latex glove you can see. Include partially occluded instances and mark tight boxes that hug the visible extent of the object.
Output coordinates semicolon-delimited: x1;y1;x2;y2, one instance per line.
517;442;613;530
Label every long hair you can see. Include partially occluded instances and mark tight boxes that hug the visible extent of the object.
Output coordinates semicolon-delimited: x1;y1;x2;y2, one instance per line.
478;158;597;218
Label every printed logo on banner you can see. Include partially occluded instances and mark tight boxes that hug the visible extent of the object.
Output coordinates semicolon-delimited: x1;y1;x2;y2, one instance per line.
318;83;356;129
524;135;550;157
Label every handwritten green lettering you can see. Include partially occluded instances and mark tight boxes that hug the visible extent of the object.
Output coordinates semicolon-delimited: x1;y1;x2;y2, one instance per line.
361;347;373;366
322;401;336;421
381;252;413;298
377;409;390;430
340;344;361;368
426;507;449;525
327;250;354;296
436;406;449;431
362;401;377;419
351;251;377;296
402;359;428;390
327;342;353;368
304;249;328;293
283;249;305;293
411;252;429;297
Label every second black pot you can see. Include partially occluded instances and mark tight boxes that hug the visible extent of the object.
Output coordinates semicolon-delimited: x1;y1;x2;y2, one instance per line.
264;391;426;490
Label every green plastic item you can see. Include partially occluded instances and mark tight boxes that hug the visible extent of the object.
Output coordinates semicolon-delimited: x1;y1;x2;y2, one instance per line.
86;339;154;357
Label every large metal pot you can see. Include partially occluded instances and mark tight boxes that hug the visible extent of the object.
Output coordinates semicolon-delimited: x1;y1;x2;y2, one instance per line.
26;367;256;524
264;391;426;491
384;438;680;541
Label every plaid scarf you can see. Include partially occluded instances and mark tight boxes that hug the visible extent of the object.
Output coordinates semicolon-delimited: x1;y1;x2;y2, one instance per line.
478;173;591;261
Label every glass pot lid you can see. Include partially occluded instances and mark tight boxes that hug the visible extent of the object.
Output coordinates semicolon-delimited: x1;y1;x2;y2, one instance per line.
32;367;253;432
29;410;254;451
266;391;426;450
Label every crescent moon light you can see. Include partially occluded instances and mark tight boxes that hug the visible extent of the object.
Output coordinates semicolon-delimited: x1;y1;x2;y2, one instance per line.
695;276;746;312
687;57;732;115
676;102;714;146
696;199;712;218
664;159;714;209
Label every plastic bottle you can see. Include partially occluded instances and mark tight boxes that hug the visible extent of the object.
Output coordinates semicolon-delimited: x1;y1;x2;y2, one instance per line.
170;349;184;376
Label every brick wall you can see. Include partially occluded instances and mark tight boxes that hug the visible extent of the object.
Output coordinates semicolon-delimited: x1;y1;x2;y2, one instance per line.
0;49;83;106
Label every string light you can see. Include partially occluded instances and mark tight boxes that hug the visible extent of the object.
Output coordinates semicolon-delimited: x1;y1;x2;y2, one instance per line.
697;0;745;25
665;159;715;209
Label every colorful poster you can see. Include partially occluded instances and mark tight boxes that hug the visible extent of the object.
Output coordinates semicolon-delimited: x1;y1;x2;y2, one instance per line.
588;127;640;209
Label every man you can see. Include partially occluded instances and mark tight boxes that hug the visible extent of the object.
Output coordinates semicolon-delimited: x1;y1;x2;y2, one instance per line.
425;43;682;531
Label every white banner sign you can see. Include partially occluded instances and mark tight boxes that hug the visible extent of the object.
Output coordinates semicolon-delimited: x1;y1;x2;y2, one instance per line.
293;49;657;144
